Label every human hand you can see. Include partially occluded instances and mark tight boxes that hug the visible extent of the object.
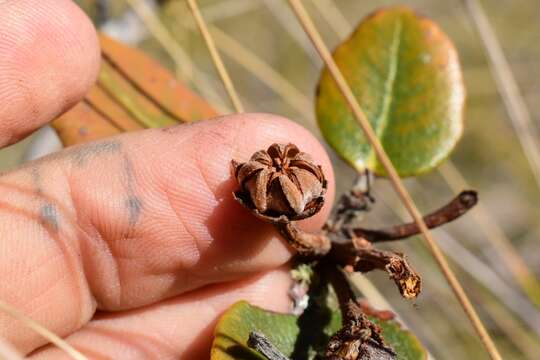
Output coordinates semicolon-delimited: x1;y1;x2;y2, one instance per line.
0;1;335;358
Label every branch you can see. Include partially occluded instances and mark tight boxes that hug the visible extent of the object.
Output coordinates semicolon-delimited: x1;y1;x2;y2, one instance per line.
276;220;331;257
330;240;422;299
353;190;477;242
322;264;396;359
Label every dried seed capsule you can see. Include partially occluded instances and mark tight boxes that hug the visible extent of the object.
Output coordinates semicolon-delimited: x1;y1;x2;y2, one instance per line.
232;143;327;222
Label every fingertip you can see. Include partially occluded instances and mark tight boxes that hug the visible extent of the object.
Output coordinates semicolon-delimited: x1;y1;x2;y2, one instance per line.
0;0;100;145
220;113;336;231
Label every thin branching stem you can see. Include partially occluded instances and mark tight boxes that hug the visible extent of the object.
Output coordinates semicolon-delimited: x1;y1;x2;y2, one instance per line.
285;1;502;359
353;191;477;242
185;0;244;113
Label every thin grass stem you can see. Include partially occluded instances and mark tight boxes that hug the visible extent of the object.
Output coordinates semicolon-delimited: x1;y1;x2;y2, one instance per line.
185;0;244;113
0;299;87;360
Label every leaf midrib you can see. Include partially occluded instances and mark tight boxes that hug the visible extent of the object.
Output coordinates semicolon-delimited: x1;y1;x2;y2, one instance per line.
367;18;403;167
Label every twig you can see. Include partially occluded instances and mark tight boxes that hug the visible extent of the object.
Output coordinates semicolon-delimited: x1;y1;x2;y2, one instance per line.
276;221;331;257
330;240;422;300
285;1;502;359
185;0;244;112
323;265;396;359
353;191;477;242
248;331;291;360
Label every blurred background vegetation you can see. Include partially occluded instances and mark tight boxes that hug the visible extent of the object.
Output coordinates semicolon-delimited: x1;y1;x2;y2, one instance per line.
4;0;540;359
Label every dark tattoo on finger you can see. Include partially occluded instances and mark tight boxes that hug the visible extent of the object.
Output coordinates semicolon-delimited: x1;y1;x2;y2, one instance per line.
125;196;142;226
70;140;122;167
122;156;143;226
40;203;59;232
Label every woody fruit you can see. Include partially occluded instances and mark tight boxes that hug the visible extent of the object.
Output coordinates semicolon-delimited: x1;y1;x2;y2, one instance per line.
232;143;330;256
232;143;327;222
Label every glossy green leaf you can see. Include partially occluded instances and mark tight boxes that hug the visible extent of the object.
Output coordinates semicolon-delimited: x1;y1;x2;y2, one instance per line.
370;318;427;360
211;301;426;360
316;6;465;176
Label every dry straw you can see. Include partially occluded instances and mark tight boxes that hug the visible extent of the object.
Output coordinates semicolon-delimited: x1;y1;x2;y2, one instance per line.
0;299;87;360
185;0;244;113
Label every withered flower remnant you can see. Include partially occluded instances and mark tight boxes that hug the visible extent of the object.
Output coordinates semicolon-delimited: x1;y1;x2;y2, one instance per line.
232;143;327;222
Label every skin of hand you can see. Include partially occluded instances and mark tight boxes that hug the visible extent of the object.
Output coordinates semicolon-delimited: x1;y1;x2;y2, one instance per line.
0;1;335;359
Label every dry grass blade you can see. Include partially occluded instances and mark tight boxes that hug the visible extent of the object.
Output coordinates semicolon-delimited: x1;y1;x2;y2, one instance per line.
0;300;87;360
374;190;540;332
285;1;501;359
375;191;540;357
123;0;230;113
439;162;540;308
185;0;244;113
463;0;540;191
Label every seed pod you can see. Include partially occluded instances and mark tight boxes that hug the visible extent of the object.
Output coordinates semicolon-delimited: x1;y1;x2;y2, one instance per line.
232;143;327;222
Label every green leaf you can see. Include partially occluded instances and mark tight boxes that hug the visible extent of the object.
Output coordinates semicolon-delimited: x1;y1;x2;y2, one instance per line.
371;318;427;360
211;301;299;360
316;6;465;176
211;277;342;360
211;300;426;360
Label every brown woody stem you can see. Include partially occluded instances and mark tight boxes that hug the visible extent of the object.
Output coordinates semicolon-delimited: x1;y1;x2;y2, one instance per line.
330;240;421;299
275;221;331;257
353;190;477;242
320;264;395;359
